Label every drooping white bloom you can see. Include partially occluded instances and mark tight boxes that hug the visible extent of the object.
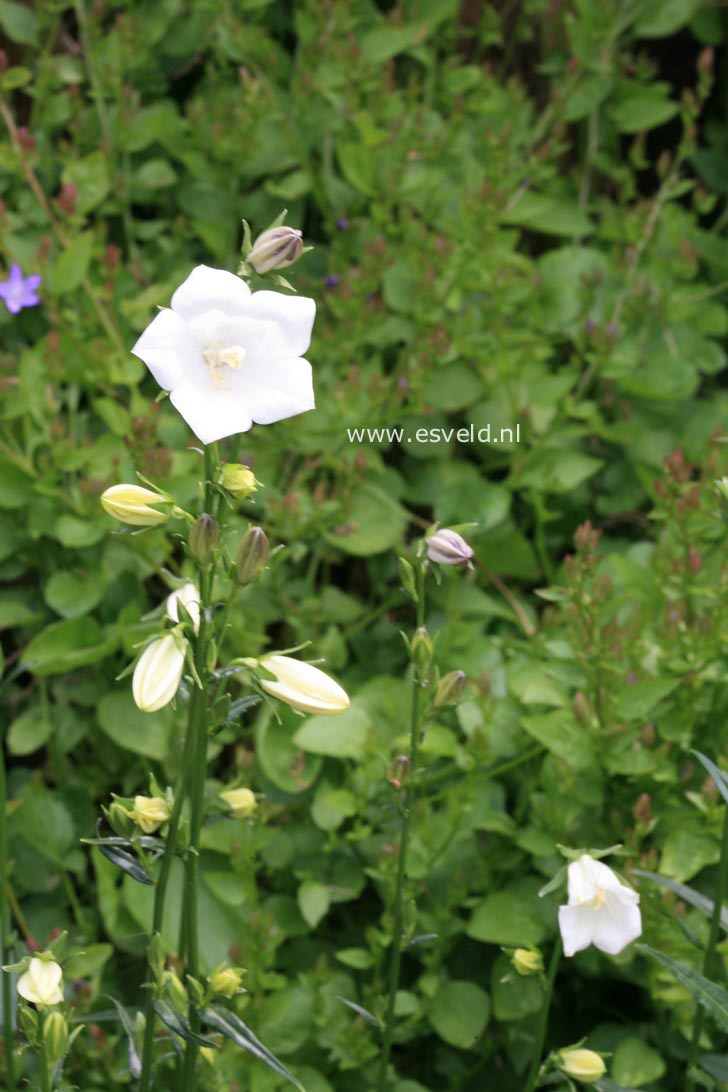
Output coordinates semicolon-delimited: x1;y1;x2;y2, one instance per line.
131;265;316;444
17;958;64;1006
166;582;201;635
132;634;187;713
558;854;641;957
258;655;349;716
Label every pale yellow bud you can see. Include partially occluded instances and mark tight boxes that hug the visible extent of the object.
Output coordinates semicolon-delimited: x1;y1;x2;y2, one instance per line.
557;1047;607;1084
162;970;188;1007
511;948;543;976
17;959;64;1007
219;787;257;819
220;464;259;500
166;583;201;635
259;655;349;716
208;966;245;998
43;1011;68;1061
129;795;171;834
100;484;169;527
248;226;303;275
132;634;187;713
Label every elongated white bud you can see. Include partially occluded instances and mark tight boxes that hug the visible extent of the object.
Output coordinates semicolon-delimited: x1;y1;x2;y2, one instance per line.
258;655;349;716
132;634;186;713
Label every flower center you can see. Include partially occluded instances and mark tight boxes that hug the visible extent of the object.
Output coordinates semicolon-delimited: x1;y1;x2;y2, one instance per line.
577;885;606;910
203;342;246;390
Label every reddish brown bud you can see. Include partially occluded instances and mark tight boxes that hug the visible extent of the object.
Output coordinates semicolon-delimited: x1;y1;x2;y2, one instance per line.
16;126;35;151
57;183;77;215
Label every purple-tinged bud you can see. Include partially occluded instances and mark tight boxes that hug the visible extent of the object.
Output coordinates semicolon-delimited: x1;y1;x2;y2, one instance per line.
432;670;467;710
235;527;269;585
189;514;219;567
387;754;411;790
248;226;303;275
425;528;474;566
336;217;349;230
325;274;340;289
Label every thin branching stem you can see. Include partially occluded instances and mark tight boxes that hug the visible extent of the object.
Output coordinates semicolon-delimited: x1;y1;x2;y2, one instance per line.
524;936;562;1092
0;732;15;1091
377;563;426;1090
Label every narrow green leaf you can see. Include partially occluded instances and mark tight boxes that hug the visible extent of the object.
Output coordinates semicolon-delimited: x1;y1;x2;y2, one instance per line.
98;844;153;886
336;996;382;1030
201;1006;305;1090
639;945;728;1032
693;752;728;808
634;869;728;933
108;997;141;1079
153;1001;215;1048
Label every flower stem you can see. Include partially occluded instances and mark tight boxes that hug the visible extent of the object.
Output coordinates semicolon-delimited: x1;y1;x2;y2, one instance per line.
38;1031;51;1092
138;446;220;1092
376;565;426;1091
685;803;728;1091
180;444;220;1092
524;936;562;1092
0;733;15;1091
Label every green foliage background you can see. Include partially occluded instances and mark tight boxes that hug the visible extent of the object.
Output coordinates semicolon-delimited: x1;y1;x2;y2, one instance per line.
1;0;728;1088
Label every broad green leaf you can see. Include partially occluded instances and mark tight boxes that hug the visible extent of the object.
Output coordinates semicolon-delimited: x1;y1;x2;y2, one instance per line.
49;232;94;295
429;981;490;1050
467;884;549;947
660;826;719;883
502;194;593;237
255;707;323;793
45;569;104;619
7;707;51;756
294;703;371;760
612;1038;665;1087
611;92;679;134
97;690;173;760
22;617;117;676
298;880;331;928
323;483;408;556
0;0;38;44
521;711;596;770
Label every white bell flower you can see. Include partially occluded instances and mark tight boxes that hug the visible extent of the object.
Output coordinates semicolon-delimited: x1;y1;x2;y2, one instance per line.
17;958;64;1006
258;655;349;716
558;854;641;957
132;265;316;444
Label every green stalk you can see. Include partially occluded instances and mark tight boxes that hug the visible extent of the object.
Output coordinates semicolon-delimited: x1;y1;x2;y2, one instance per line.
180;444;220;1092
139;446;220;1092
38;1030;51;1092
524;936;562;1092
0;734;15;1090
685;804;728;1091
376;565;426;1091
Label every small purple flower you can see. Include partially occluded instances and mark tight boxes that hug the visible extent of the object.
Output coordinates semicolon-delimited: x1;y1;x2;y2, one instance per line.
0;263;42;314
325;274;340;289
336;218;349;231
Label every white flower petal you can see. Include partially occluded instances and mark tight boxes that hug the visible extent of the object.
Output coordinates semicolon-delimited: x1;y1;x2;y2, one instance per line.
242;356;315;425
171;265;251;319
558;904;595;957
131;308;198;390
244;291;316;356
567;855;601;904
170;381;253;445
591;891;642;955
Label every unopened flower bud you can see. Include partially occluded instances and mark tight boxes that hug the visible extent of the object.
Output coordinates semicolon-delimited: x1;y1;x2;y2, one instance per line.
107;801;135;838
410;627;434;681
219;787;257;819
57;183;77;215
387;754;411;790
166;582;201;635
425;528;474;566
101;483;169;527
557;1047;606;1084
208;966;245;998
132;635;187;713
398;557;418;601
432;670;466;709
162;970;188;1007
189;514;219;566
248;226;304;275
511;948;543;976
220;463;259;501
43;1011;68;1061
258;655;349;716
129;795;170;834
235;526;269;585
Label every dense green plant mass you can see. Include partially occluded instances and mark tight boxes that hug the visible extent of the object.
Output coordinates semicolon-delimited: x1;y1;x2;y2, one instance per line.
1;0;728;1089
